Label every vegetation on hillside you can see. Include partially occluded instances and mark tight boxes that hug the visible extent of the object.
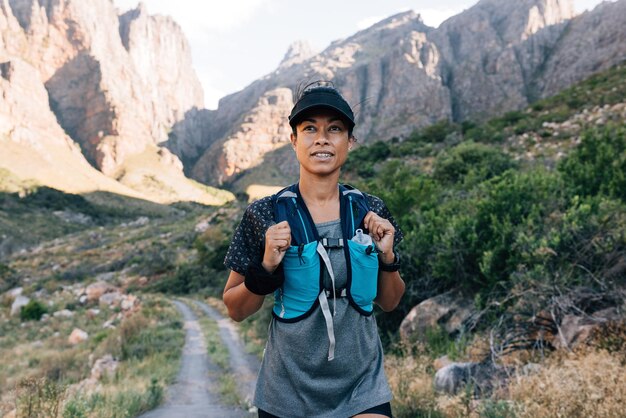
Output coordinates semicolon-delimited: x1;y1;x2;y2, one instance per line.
0;64;625;417
0;295;183;417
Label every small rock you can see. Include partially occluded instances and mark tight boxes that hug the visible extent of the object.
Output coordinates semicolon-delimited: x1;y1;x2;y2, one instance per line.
195;219;210;233
95;272;116;282
520;362;541;376
7;287;23;298
10;295;30;316
90;355;119;380
120;295;138;311
434;355;453;371
86;281;116;303
434;361;499;395
87;308;101;318
103;319;116;329
53;309;74;318
68;328;89;345
79;295;88;304
99;292;122;307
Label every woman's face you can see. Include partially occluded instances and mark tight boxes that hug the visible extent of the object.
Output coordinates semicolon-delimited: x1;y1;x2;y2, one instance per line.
290;108;354;178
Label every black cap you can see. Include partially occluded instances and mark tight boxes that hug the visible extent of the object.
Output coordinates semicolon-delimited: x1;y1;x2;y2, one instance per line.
288;86;355;129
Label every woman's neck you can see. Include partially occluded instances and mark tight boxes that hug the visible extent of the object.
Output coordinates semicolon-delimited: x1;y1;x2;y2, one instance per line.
298;174;340;206
298;173;341;223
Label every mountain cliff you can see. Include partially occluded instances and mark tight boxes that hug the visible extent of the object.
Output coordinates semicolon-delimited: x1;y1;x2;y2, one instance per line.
0;0;231;204
183;0;625;187
1;0;625;195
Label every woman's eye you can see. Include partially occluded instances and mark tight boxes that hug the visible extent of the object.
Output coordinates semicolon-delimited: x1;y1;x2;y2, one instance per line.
329;126;342;132
302;125;315;132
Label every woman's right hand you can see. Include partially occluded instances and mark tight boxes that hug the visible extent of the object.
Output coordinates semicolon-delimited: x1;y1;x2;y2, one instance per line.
262;221;291;272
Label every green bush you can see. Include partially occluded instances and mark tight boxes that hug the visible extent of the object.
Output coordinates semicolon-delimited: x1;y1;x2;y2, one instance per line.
20;299;47;321
559;125;626;202
433;142;516;185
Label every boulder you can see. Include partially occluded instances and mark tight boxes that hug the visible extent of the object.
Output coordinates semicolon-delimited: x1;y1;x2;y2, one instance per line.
400;290;476;343
53;309;74;318
434;361;501;395
85;281;117;302
554;308;621;350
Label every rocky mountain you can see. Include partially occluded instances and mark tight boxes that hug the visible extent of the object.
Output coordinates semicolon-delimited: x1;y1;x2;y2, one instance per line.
0;0;231;204
1;0;625;196
181;0;626;187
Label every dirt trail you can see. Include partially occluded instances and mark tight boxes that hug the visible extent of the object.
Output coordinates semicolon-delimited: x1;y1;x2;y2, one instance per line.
139;299;255;418
192;300;261;406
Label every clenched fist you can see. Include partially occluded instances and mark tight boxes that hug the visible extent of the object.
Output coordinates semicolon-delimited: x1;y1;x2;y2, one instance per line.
262;221;292;272
363;211;395;264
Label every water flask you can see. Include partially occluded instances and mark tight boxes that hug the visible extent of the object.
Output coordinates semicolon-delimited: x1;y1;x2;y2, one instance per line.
351;229;373;246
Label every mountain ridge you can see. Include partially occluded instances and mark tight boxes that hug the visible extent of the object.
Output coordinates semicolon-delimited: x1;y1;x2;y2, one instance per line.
1;0;625;196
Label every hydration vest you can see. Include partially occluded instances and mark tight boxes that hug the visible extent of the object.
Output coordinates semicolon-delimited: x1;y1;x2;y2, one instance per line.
271;183;380;360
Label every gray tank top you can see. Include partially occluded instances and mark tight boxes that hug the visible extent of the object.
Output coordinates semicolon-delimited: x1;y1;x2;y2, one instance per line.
253;219;392;417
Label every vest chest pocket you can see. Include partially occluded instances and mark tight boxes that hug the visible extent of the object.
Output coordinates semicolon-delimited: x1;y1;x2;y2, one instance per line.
347;240;379;312
278;241;320;319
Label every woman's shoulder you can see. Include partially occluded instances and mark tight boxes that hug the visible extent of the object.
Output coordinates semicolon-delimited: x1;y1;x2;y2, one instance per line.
241;195;275;230
362;192;386;214
360;190;404;243
245;195;274;215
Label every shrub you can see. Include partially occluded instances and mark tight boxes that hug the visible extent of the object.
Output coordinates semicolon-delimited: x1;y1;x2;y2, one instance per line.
559;125;626;202
20;299;47;321
15;377;66;418
433;142;516;186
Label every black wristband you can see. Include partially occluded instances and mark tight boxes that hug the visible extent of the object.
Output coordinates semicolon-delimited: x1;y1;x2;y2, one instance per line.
379;253;400;272
244;262;284;295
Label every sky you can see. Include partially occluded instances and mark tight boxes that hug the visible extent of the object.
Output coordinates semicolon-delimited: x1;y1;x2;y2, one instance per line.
113;0;608;110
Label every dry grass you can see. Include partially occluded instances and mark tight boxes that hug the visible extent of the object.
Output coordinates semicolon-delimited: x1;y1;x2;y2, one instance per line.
385;345;443;418
0;295;183;417
384;334;626;418
509;348;626;418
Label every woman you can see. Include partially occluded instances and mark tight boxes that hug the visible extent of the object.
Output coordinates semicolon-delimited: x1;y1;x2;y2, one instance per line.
223;81;405;418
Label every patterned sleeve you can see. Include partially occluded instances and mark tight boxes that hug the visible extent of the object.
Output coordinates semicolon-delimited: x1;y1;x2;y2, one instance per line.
224;196;275;275
364;193;404;248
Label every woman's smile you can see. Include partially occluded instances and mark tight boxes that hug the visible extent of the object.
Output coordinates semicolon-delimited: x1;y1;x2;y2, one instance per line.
310;150;335;161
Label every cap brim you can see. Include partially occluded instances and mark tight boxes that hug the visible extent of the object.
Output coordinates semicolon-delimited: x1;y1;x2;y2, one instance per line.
289;91;355;128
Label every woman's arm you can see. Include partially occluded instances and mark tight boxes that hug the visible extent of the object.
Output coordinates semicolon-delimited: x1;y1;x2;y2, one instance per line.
375;263;405;312
223;270;265;322
223;221;292;322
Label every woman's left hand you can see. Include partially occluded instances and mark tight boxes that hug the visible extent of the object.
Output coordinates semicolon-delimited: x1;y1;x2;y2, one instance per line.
363;211;395;263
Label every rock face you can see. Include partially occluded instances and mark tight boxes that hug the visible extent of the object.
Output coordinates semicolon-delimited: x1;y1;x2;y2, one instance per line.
2;0;625;191
4;0;202;173
192;88;294;184
184;0;626;187
0;0;231;204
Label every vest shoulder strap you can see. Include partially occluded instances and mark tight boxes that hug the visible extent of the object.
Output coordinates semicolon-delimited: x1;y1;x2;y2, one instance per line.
273;183;370;244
